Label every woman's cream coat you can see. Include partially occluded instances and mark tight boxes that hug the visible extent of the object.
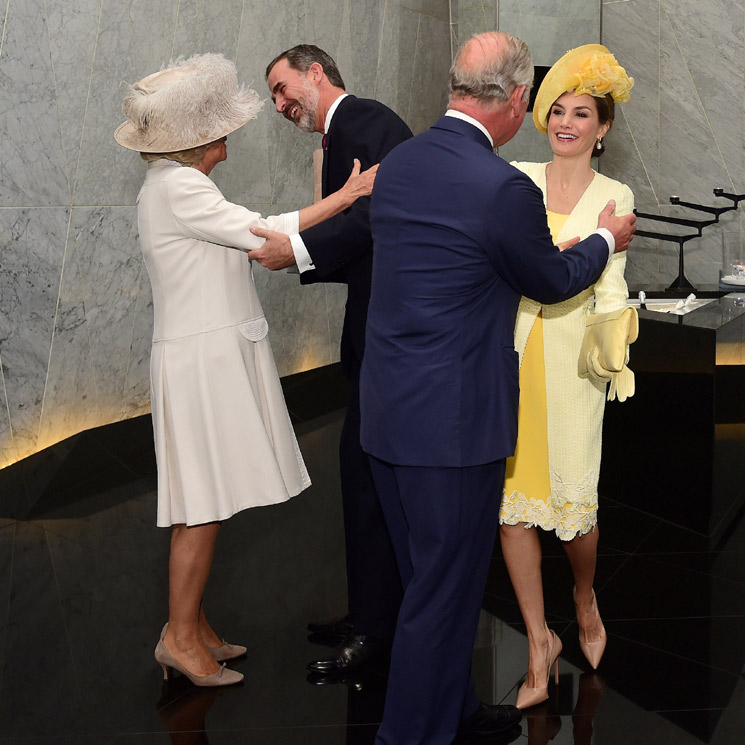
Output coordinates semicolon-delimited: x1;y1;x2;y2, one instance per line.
138;159;310;527
508;162;633;538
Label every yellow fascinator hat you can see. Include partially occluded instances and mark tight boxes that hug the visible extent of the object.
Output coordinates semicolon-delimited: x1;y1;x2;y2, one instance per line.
533;44;633;133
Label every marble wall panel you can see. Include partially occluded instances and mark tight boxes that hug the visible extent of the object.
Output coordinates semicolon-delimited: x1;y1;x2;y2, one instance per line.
45;0;102;195
70;207;142;426
604;0;745;287
36;220;98;453
1;0;458;467
303;0;346;58
602;0;661;202
373;3;421;116
326;283;347;363
498;118;553;165
0;208;69;468
406;13;451;134
73;0;181;207
170;0;245;61
118;272;154;422
456;5;498;43
663;0;745;193
0;0;69;207
658;13;730;205
338;1;386;97
421;0;451;22
499;0;600;68
0;364;14;468
212;112;278;207
252;264;334;377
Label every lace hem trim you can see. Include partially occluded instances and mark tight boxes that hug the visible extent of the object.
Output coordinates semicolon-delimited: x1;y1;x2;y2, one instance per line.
500;469;599;541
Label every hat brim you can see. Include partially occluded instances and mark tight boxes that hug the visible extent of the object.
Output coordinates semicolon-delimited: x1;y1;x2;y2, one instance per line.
114;93;260;153
532;44;610;134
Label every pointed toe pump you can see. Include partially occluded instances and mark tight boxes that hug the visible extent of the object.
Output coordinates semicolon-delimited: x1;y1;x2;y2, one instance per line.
574;588;607;670
516;628;562;710
154;634;243;687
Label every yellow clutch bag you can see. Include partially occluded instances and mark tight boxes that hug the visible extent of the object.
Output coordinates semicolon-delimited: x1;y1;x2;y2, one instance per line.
578;306;639;402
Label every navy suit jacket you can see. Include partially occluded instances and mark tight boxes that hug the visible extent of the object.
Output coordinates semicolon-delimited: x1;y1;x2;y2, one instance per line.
360;115;611;467
299;95;412;378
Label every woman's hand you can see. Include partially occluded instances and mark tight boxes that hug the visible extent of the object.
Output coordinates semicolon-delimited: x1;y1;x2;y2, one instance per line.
339;158;379;206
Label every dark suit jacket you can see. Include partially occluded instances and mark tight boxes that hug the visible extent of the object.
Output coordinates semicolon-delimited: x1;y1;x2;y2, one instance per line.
360;115;611;468
299;95;412;377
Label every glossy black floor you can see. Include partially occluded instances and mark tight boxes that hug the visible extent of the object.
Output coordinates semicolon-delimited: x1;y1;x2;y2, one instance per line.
2;399;745;743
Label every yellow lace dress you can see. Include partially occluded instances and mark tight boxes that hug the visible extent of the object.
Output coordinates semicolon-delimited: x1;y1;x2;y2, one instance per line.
501;211;572;534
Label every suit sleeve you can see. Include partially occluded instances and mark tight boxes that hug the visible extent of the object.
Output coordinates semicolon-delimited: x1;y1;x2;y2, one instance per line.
168;168;299;251
299;104;412;280
486;171;609;304
593;183;634;314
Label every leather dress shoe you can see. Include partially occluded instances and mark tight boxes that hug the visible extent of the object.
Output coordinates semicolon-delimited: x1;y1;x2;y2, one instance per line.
307;633;389;674
306;614;354;640
458;703;522;738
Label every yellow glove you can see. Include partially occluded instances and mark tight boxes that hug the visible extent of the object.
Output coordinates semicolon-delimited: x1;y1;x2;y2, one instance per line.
608;364;635;402
578;306;638;377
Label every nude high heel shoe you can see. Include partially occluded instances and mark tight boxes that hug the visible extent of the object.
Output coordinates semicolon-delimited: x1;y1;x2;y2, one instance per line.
154;637;244;687
573;587;607;669
160;622;247;662
516;629;562;710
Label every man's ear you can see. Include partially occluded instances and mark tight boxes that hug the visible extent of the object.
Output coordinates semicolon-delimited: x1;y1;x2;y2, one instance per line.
510;85;527;116
307;61;324;83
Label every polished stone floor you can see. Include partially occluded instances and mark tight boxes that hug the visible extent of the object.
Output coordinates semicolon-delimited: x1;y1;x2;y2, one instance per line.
1;406;745;744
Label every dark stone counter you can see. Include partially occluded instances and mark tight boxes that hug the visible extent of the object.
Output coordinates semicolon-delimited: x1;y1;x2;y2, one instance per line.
600;293;745;544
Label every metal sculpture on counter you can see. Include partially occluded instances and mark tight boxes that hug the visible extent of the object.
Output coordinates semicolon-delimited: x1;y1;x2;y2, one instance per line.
633;188;745;292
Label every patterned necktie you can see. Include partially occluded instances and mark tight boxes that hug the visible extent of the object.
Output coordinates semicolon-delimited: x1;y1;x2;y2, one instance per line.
322;133;328;151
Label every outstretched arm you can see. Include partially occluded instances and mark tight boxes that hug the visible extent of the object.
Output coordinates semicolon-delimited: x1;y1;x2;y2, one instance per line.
248;159;377;271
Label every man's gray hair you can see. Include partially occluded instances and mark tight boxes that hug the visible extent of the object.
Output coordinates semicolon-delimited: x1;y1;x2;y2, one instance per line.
449;32;533;105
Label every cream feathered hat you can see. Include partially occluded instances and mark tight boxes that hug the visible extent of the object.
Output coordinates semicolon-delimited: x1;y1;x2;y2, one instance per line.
115;53;262;152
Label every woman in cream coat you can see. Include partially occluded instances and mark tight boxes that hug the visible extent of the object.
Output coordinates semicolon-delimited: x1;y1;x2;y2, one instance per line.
498;45;635;708
115;53;375;687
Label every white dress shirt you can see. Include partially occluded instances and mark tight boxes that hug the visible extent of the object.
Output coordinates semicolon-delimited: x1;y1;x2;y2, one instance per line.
289;93;350;273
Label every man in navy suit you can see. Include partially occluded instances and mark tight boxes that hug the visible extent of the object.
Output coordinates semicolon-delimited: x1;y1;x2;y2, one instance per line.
360;32;636;745
251;45;412;675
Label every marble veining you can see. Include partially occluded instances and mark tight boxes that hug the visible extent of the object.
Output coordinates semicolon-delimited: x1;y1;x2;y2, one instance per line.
71;207;143;425
2;0;544;469
0;208;69;467
0;0;69;207
45;0;103;196
603;0;745;287
406;13;451;134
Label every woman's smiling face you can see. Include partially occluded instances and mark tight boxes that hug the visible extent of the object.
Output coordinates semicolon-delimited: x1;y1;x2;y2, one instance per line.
547;91;610;158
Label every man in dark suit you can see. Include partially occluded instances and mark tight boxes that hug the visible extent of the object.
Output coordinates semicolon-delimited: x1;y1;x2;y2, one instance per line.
359;32;636;745
250;45;412;675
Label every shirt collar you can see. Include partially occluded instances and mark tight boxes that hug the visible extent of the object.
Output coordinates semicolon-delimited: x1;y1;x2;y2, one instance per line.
324;93;350;134
444;109;494;148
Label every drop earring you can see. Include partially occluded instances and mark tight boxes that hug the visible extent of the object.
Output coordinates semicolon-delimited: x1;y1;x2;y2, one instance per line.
596;138;603;151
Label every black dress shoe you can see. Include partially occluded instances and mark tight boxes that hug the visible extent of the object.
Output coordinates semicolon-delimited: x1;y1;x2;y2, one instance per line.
307;633;389;674
457;703;522;738
306;614;354;640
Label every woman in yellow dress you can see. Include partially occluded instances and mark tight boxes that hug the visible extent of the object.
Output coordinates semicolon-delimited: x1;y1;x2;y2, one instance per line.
498;45;634;709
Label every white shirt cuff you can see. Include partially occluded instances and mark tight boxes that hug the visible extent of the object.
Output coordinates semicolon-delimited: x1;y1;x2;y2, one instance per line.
290;233;315;273
594;227;615;265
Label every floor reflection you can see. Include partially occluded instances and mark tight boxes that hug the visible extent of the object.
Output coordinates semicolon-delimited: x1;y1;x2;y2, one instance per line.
2;408;745;744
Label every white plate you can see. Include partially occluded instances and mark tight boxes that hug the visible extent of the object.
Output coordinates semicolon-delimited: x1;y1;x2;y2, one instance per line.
721;275;745;286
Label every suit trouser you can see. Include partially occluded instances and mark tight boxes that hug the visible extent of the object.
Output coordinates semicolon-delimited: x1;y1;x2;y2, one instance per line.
368;456;505;745
339;374;402;639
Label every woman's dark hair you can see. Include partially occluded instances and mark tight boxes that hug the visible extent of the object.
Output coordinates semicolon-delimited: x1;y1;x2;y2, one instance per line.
592;94;615;157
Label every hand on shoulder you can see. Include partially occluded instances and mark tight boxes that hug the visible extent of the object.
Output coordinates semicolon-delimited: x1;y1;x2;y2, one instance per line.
597;200;636;254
